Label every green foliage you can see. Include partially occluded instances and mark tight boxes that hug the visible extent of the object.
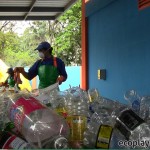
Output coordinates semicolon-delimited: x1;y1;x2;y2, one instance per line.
0;31;5;59
0;0;81;67
54;0;81;66
3;32;32;67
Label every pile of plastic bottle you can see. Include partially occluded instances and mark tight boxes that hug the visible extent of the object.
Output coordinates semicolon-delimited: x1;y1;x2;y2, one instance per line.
0;85;150;149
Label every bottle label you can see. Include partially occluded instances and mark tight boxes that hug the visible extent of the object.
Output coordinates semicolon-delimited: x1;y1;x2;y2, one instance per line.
66;115;87;141
96;125;113;149
55;107;68;118
9;97;46;132
89;95;96;102
2;135;29;149
88;89;98;102
115;109;144;139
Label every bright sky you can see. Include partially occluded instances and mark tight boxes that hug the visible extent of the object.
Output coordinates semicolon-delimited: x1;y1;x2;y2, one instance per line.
14;21;31;35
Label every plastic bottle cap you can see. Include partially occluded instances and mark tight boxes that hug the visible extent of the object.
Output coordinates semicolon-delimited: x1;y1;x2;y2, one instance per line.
54;137;68;149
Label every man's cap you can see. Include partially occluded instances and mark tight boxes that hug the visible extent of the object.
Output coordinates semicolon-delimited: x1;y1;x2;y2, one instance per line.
7;68;14;74
35;41;51;50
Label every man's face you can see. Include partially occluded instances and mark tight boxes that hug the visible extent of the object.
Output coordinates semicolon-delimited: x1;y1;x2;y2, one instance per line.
38;49;49;58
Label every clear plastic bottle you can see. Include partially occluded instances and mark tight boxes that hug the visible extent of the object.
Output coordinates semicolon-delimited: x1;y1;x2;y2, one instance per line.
87;88;99;103
0;131;32;149
66;87;90;118
90;96;124;115
6;92;70;149
31;82;59;107
65;87;91;148
140;96;150;122
87;88;101;113
83;109;126;149
124;89;141;115
66;112;89;149
113;106;150;149
50;91;68;118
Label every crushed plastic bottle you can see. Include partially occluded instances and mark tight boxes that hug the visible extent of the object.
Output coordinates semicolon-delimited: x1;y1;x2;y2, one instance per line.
50;91;68;118
65;87;91;148
0;131;32;149
90;96;123;115
112;106;150;149
124;90;141;115
87;88;101;113
66;87;90;118
31;82;59;107
83;108;126;149
140;96;150;123
6;92;70;149
87;88;99;103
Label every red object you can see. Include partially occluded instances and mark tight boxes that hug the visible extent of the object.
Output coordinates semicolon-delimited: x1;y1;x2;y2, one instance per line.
2;135;16;149
138;0;150;10
9;97;46;132
1;132;29;149
81;0;88;90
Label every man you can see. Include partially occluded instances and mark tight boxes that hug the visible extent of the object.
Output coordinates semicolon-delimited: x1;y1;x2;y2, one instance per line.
0;68;20;89
14;41;67;89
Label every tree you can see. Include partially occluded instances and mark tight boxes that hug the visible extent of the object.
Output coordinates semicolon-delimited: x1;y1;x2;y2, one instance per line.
0;0;81;67
0;21;17;61
54;0;81;66
0;21;16;32
20;21;50;66
20;0;81;66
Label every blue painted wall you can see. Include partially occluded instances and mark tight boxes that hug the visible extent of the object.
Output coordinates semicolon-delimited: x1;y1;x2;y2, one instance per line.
59;66;81;91
86;0;150;103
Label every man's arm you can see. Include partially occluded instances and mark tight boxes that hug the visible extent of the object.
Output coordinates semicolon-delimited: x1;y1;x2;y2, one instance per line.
14;60;40;81
57;58;68;84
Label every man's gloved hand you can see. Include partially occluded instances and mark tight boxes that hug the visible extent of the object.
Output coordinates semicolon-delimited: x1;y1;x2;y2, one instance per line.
14;67;24;73
57;76;65;85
